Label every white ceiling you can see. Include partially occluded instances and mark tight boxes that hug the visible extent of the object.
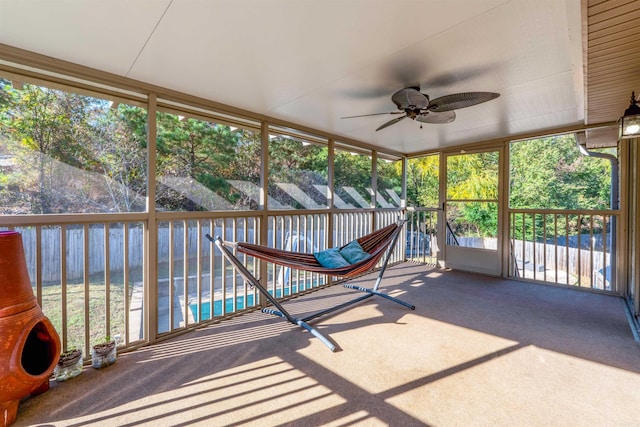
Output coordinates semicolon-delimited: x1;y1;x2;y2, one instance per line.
0;0;606;155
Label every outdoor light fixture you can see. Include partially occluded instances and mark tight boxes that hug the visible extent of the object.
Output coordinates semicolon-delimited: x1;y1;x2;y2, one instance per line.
619;91;640;139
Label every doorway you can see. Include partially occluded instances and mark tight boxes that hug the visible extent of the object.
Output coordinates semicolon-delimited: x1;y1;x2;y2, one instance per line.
442;149;503;276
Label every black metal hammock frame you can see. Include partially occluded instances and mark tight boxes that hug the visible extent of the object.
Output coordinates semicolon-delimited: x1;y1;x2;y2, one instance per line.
205;220;414;352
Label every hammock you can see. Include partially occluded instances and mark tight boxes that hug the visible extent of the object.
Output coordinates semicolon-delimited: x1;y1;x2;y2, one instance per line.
206;219;414;352
230;221;402;277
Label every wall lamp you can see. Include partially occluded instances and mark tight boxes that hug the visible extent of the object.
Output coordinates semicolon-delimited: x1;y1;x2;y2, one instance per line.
619;91;640;139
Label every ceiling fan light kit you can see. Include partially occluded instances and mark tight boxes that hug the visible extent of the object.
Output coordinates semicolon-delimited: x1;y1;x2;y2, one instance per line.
343;87;500;131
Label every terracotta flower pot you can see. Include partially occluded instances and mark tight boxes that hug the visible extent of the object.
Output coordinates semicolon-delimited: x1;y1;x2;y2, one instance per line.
0;231;61;426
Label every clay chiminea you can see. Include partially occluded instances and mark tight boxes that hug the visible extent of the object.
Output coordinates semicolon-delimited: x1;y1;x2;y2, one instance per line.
0;231;61;426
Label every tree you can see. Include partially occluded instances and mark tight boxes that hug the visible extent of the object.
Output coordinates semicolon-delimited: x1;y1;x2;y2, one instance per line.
510;134;612;210
376;159;402;207
268;137;328;209
0;79;12;108
90;104;147;212
1;84;96;213
509;134;613;240
406;155;439;207
0;82;150;214
446;151;499;238
334;150;372;206
155;113;240;210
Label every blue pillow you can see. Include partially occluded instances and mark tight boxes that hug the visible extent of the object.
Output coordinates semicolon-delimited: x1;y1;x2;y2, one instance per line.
314;247;351;268
339;240;371;264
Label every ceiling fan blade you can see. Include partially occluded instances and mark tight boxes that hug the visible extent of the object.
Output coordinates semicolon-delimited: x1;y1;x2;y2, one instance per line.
428;92;500;112
416;111;456;124
391;87;429;110
341;111;403;119
376;115;407;131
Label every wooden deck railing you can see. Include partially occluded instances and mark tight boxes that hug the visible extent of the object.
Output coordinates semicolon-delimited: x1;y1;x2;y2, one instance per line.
509;209;617;292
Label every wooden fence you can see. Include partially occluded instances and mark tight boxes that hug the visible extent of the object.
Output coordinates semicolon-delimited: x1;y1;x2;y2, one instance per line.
18;225;220;283
511;238;611;290
15;220;312;284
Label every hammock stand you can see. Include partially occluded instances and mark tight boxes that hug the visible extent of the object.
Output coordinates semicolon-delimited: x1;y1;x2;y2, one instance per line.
205;220;414;352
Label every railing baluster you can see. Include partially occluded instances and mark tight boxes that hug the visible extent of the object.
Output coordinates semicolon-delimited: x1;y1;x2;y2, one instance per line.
182;220;189;325
577;214;582;287
554;214;558;283
589;215;594;289
61;224;68;351
195;219;202;321
221;219;228;316
168;221;175;329
35;226;42;307
251;217;258;303
105;223;111;337
241;217;248;307
532;213;537;281
602;215;608;291
565;214;570;285
543;214;547;282
231;218;237;309
212;217;218;317
521;213;526;278
279;216;285;297
306;214;313;290
123;222;130;346
83;224;90;354
294;215;300;295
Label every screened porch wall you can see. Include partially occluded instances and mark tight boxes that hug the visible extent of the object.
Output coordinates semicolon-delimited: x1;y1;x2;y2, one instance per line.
1;61;632;360
0;66;410;356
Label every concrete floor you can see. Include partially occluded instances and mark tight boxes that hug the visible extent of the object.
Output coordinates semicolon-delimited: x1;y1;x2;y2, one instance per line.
14;263;640;426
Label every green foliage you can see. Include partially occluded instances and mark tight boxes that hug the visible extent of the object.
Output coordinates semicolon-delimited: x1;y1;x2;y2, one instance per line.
268;137;328;208
377;159;402;205
268;137;327;182
222;130;261;183
444;152;499;237
447;151;499;200
509;135;613;241
154;113;245;210
406;155;439;207
406;136;613;240
510;135;612;210
334;150;370;187
0;83;126;213
0;80;613;221
0;79;14;109
156;115;237;180
334;150;371;203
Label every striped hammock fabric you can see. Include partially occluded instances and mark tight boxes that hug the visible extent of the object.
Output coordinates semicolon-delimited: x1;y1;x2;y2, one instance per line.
230;222;402;278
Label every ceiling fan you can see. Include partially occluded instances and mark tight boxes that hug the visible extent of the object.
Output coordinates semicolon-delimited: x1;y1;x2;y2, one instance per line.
342;87;500;131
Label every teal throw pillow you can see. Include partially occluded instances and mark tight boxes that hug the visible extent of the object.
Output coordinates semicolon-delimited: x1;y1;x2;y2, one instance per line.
314;247;351;268
339;240;371;264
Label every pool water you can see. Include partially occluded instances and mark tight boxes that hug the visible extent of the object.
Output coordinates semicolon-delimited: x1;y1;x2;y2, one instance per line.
188;287;301;321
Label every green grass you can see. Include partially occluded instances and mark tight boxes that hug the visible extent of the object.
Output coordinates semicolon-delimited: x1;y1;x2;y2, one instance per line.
40;281;128;353
38;256;268;354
